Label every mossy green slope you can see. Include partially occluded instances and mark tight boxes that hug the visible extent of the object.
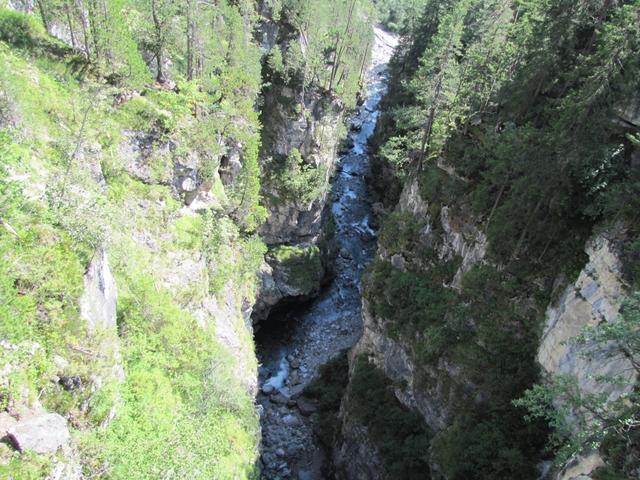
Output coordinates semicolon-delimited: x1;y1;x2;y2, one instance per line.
0;7;264;478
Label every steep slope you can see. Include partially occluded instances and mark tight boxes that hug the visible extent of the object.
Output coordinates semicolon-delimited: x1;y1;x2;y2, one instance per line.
0;6;264;478
336;1;640;479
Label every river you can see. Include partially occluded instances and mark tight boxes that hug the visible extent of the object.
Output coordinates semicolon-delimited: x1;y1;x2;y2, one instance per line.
256;27;398;480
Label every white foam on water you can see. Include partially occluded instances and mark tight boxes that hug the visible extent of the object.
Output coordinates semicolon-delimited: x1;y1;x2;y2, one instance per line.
264;355;289;390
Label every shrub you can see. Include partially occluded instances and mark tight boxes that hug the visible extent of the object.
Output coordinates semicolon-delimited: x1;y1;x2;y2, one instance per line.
0;9;46;49
265;148;327;205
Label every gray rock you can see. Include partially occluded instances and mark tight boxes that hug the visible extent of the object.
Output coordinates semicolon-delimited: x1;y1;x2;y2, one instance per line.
270;393;291;405
390;253;406;272
276;447;286;458
296;398;318;416
289;358;300;369
282;414;300;426
79;250;117;333
0;412;17;437
262;384;275;395
8;413;70;453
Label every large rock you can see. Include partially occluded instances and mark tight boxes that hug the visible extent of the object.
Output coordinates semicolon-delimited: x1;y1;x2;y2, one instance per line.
537;231;635;479
80;250;117;332
259;86;343;245
538;232;632;398
8;413;70;454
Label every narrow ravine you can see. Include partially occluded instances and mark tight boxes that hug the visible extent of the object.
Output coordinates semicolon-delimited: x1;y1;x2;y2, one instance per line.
256;27;398;480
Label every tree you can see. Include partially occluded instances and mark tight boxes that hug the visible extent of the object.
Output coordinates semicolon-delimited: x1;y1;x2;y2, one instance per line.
515;294;640;476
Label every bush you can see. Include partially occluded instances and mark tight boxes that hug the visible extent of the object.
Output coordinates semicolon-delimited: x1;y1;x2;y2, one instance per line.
265;148;327;205
0;9;46;49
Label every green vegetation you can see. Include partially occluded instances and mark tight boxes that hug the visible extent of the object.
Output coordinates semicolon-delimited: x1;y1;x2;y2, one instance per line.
0;4;267;477
264;0;375;108
265;148;328;205
375;0;640;269
270;244;323;293
347;355;432;479
516;294;640;479
365;0;640;477
303;352;350;448
80;265;259;479
373;0;427;33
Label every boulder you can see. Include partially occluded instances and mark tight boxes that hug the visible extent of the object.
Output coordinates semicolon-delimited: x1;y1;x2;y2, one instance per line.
8;413;70;453
296;398;318;416
282;414;300;426
262;384;275;395
270;393;291;405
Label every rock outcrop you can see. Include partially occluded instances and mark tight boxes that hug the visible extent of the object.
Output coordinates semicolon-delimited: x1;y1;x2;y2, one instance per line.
254;73;343;321
538;229;635;479
7;413;70;454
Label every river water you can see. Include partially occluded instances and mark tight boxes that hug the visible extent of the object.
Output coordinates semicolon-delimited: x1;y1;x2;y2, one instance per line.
256;27;397;480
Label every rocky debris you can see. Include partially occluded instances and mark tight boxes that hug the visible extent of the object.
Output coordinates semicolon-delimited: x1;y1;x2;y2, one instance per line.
79;250;117;333
270;393;291;405
296;398;318;417
8;413;70;454
282;414;300;427
262;384;275;395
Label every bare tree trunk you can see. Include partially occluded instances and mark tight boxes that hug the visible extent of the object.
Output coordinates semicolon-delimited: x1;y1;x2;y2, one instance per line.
186;0;194;80
75;0;91;59
486;182;507;229
151;0;165;83
511;196;544;261
329;0;356;92
65;2;77;48
36;0;50;33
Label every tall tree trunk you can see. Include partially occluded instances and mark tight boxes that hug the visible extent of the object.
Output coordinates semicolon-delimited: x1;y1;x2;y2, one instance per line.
186;0;194;80
36;0;50;33
65;2;77;48
151;0;165;83
75;0;91;58
486;181;507;229
511;196;544;261
329;0;356;92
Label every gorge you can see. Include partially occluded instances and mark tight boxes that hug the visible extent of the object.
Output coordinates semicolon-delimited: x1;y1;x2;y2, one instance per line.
0;1;639;480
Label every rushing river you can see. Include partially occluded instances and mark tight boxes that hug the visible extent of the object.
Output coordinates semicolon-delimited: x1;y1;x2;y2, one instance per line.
256;27;397;480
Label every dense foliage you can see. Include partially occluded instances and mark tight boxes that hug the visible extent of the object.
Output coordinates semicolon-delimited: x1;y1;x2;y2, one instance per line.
375;0;640;268
348;356;432;480
365;0;640;478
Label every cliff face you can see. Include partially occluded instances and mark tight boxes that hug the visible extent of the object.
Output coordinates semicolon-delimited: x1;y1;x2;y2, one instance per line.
337;168;637;479
253;18;345;322
259;86;343;246
538;229;636;480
